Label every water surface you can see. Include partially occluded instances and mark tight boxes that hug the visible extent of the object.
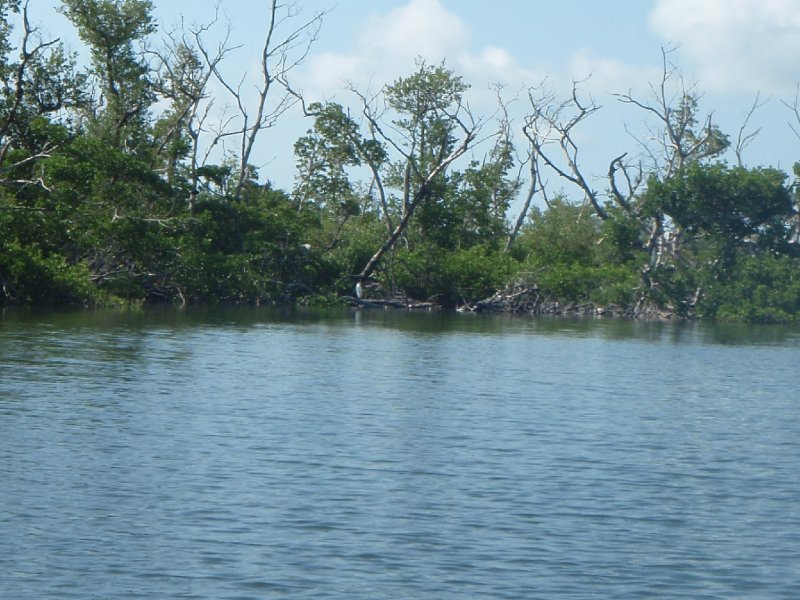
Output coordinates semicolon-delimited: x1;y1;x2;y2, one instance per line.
2;308;799;598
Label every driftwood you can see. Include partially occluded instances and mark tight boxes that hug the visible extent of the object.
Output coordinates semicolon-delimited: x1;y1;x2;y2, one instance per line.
460;282;675;319
349;295;440;310
463;283;543;314
346;281;676;319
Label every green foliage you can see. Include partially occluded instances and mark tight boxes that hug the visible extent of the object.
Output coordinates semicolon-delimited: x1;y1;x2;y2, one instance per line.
170;187;328;303
645;263;701;317
0;3;798;323
0;238;98;306
599;207;647;263
322;214;386;291
669;93;730;165
383;61;467;193
393;244;516;307
524;262;639;306
698;253;800;323
640;163;798;317
644;163;794;256
414;145;517;252
386;60;468;124
60;0;156;148
518;199;601;266
294;102;364;213
513;199;641;306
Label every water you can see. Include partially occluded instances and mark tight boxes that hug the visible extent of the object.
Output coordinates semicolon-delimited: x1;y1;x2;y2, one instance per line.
1;307;799;599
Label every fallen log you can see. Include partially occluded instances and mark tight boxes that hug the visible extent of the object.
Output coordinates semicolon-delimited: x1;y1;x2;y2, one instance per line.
349;296;440;310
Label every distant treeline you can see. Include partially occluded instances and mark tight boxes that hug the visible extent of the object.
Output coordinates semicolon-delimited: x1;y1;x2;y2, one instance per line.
1;1;799;322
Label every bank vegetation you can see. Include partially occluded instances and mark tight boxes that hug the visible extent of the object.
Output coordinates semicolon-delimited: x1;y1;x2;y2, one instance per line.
2;1;799;322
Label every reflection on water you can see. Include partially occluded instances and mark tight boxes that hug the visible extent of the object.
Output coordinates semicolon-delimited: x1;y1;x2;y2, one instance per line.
1;307;800;599
5;304;800;343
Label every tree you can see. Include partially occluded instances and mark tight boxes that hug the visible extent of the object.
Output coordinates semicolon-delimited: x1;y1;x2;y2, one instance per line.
292;102;368;249
522;80;610;221
610;47;731;272
0;1;92;305
451;131;519;250
638;162;797;317
351;61;480;280
191;0;324;200
60;0;156;151
151;31;216;195
0;1;85;186
643;163;795;260
508;198;641;308
614;48;730;180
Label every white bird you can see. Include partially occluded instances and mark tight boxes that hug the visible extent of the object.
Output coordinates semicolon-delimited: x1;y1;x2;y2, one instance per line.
355;281;363;299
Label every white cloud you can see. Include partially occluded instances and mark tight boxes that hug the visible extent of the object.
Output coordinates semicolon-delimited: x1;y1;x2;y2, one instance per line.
302;52;364;101
457;46;539;85
299;0;541;115
650;0;800;94
569;50;662;96
359;0;469;62
299;0;470;99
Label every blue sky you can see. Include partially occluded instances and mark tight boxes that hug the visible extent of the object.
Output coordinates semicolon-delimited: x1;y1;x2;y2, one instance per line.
36;0;800;198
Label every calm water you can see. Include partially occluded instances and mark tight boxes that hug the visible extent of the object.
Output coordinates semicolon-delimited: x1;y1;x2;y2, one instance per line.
1;307;800;599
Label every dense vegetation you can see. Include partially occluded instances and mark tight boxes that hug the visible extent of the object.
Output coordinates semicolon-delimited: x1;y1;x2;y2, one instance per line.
1;1;799;321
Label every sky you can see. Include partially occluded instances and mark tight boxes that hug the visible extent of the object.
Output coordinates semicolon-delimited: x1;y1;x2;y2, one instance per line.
34;0;800;203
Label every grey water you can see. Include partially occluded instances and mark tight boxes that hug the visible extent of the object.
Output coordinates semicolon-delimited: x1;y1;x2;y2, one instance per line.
1;307;799;599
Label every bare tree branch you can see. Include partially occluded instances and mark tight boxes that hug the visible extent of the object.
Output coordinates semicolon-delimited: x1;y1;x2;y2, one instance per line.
781;83;800;142
186;1;324;200
522;79;609;220
613;45;727;179
0;2;61;156
734;92;766;167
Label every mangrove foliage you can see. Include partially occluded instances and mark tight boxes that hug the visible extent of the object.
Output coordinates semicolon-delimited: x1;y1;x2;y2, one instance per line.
1;1;799;322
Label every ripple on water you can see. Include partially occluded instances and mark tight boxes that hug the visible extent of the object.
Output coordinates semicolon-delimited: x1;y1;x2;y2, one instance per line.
1;313;800;599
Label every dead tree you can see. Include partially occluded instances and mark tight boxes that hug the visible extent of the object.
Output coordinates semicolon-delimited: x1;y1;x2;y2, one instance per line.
151;11;238;205
781;84;800;244
613;46;729;181
473;85;544;253
505;143;546;251
192;1;324;201
357;110;479;280
522;80;610;220
734;92;765;167
783;83;800;143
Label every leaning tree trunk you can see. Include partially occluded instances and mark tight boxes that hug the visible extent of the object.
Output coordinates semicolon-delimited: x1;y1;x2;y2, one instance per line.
357;185;425;280
356;133;474;280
